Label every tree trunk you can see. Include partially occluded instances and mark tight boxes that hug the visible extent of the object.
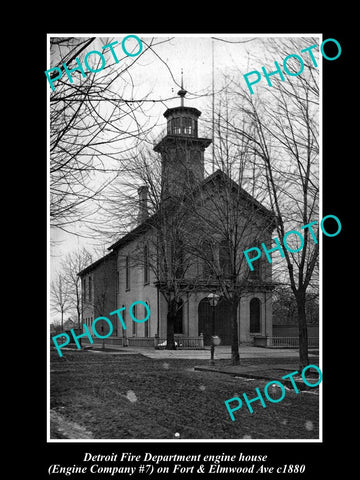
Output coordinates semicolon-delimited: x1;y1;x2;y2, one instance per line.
76;285;81;330
76;304;81;330
296;291;309;368
166;298;177;350
231;299;240;365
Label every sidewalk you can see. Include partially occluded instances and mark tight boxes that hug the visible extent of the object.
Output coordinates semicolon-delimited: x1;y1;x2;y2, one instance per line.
84;344;320;387
85;343;319;361
194;362;321;391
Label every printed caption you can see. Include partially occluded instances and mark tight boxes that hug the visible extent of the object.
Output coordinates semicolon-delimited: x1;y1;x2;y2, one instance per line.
48;451;306;475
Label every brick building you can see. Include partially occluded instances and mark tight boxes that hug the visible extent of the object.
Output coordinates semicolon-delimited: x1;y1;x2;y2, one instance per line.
78;87;275;347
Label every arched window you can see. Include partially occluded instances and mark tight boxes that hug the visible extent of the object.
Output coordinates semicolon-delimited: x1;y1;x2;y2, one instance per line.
144;244;150;284
88;276;92;302
219;240;231;276
144;301;150;337
183;117;193;135
249;243;261;280
171;239;184;279
250;297;261;333
170;117;181;135
202;240;214;279
125;255;130;291
169;116;197;136
82;278;86;301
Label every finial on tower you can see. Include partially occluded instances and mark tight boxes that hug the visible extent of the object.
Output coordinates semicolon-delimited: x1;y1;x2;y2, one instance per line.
177;69;187;107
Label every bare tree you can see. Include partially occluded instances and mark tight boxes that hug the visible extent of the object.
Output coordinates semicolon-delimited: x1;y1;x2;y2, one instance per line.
272;286;319;326
50;273;71;330
222;37;320;367
183;122;276;365
127;140;275;362
89;104;276;361
61;247;93;329
111;149;204;350
49;36;174;233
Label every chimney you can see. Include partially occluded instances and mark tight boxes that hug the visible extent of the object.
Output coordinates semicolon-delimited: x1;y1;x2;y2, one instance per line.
137;186;149;224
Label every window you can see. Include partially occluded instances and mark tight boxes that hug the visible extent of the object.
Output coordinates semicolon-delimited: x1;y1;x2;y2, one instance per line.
183;117;193;135
249;260;261;280
125;255;130;290
248;243;261;280
121;305;126;336
250;298;261;333
171;239;184;279
171;117;181;135
88;276;92;302
144;245;150;284
144;301;150;337
132;303;137;336
116;271;120;295
82;278;86;301
219;240;231;276
202;241;214;279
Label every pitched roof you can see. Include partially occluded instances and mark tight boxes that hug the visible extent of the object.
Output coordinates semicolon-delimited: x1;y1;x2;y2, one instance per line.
77;251;116;277
108;169;275;250
78;168;276;275
198;169;275;219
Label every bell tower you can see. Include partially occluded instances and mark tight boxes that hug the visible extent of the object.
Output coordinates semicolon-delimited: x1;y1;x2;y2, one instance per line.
154;77;212;202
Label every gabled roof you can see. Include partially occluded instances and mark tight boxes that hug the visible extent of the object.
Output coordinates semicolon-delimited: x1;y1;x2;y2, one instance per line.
107;212;158;252
197;169;275;219
77;251;116;277
107;168;275;252
78;168;276;275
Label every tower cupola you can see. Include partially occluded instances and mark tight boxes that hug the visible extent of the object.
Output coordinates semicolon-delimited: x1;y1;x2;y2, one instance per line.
154;77;211;201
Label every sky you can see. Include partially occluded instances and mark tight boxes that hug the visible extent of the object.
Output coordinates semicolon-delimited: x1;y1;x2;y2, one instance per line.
49;35;265;257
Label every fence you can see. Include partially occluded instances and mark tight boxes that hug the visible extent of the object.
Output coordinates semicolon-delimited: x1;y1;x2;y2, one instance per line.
81;335;205;349
127;337;155;347
80;336;126;347
267;336;319;348
155;335;205;350
101;337;126;347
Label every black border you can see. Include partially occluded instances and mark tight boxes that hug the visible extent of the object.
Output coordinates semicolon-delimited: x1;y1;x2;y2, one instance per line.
29;21;353;479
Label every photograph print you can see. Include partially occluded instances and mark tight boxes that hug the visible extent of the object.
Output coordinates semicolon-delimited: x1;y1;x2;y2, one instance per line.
48;34;322;442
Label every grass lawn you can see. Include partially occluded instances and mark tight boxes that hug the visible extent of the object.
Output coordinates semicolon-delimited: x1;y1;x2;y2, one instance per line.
50;350;320;440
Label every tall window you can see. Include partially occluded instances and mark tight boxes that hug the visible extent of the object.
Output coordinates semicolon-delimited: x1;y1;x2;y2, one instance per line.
82;278;86;301
202;240;215;280
88;276;92;302
125;255;130;291
144;245;150;284
183;117;193;135
171;239;184;279
132;303;137;336
170;117;181;135
248;243;261;280
219;240;231;276
250;298;261;333
121;305;126;336
144;301;150;337
249;260;261;280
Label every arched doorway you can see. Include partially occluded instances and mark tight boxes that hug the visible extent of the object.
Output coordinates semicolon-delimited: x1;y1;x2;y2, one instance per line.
250;297;261;334
198;296;233;345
